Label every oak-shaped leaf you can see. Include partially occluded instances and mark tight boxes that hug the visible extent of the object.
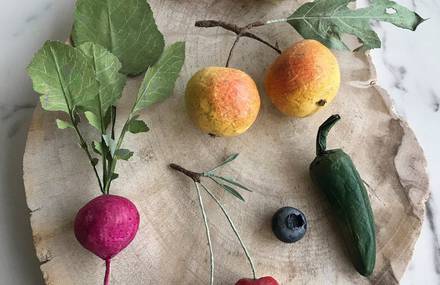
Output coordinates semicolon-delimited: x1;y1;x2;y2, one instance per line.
288;0;425;51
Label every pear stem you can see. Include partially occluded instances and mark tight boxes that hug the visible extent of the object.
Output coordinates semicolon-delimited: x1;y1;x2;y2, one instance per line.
195;19;281;67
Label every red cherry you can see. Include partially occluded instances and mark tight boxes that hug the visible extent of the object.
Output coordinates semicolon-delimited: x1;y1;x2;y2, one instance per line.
235;276;279;285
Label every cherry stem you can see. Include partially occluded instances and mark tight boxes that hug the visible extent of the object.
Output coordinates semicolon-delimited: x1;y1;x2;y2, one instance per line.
170;162;257;281
195;20;281;67
104;259;111;285
194;182;215;285
200;183;257;280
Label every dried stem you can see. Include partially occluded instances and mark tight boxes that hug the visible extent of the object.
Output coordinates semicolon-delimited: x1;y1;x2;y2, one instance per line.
226;36;241;67
240;32;281;54
195;19;281;67
169;163;202;182
169;160;257;281
194;182;214;285
200;183;257;280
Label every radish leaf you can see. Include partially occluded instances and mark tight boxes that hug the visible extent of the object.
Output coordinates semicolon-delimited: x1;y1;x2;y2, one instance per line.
72;0;164;75
114;149;134;160
133;42;185;113
56;119;74;129
78;42;126;128
128;116;149;134
27;41;99;113
84;111;101;130
102;134;117;156
92;141;103;155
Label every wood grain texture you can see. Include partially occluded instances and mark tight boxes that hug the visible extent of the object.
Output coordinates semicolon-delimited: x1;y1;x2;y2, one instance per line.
23;0;429;284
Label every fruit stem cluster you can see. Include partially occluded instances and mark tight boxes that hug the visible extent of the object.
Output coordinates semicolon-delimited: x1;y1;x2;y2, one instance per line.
195;20;281;67
169;156;257;282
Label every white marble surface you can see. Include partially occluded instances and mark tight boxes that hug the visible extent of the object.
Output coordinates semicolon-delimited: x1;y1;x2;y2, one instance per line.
370;0;440;283
0;0;438;284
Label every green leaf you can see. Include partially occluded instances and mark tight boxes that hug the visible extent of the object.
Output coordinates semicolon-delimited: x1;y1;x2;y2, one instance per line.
128;116;149;134
212;175;252;192
210;178;245;202
103;105;116;130
206;153;239;173
114;149;134;160
102;134;116;156
55;119;74;129
288;0;425;51
27;41;99;113
111;173;119;180
72;0;165;75
78;43;126;124
92;141;103;155
84;111;101;130
132;42;185;113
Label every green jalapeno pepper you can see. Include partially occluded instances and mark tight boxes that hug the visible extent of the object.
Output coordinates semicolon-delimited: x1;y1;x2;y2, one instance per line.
309;114;376;276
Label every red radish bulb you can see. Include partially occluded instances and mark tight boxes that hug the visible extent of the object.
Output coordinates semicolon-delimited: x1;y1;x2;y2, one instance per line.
74;195;140;285
235;276;280;285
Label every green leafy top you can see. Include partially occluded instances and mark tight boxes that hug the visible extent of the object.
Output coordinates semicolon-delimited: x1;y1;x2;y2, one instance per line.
286;0;425;51
72;0;165;75
27;41;99;113
78;42;126;121
27;0;185;195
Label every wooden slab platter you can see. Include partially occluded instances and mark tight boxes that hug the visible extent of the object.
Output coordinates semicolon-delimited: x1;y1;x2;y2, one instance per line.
23;0;430;284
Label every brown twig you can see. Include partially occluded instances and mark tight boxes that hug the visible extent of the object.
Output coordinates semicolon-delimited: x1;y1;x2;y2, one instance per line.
240;31;281;54
195;20;281;67
226;36;241;67
169;163;202;182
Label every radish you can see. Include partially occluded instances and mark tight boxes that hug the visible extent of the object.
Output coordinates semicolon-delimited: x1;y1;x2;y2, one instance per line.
74;195;140;285
27;1;185;283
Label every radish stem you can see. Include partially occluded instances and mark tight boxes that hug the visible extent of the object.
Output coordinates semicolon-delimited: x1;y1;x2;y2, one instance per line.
104;259;111;285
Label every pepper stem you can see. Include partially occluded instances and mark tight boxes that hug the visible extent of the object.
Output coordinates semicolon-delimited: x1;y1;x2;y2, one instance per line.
316;114;341;155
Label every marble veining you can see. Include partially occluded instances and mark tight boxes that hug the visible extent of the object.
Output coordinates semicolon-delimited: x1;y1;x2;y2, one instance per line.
369;0;440;283
430;91;439;112
426;202;440;274
0;0;438;284
0;103;36;137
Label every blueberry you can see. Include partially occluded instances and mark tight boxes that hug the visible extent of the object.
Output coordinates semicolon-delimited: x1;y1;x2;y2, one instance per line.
272;207;307;243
